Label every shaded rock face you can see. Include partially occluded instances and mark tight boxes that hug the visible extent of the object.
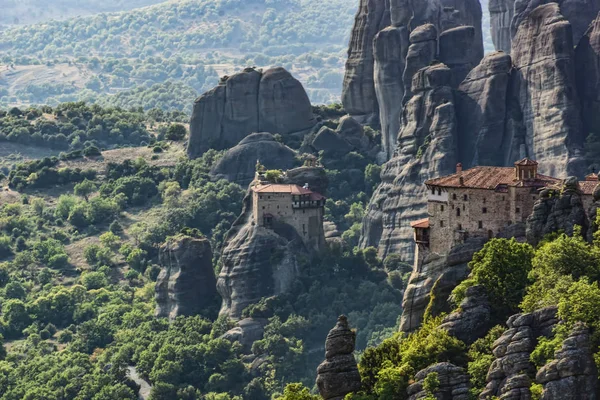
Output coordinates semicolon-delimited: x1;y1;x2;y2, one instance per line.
284;166;329;196
209;133;297;186
456;51;512;167
407;362;470;400
440;285;493;345
400;237;486;332
587;183;600;242
480;307;558;399
510;3;585;178
403;24;438;105
312;126;354;158
342;0;388;118
439;25;483;88
526;179;589;246
188;67;315;158
155;236;219;321
536;323;598;400
490;0;516;52
575;13;600;142
374;25;410;158
361;63;459;261
222;318;267;353
512;0;600;47
440;0;485;61
316;316;361;400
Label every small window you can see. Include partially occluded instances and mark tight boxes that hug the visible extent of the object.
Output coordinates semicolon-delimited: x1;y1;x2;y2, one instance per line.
277;205;280;209
440;220;444;227
532;196;536;200
303;210;306;214
262;206;265;210
458;223;463;230
431;188;436;195
440;205;445;212
463;194;468;201
502;196;505;201
437;188;441;196
483;198;486;204
456;208;461;217
488;230;494;239
453;194;457;200
482;207;487;214
479;221;483;229
516;208;521;214
259;195;263;199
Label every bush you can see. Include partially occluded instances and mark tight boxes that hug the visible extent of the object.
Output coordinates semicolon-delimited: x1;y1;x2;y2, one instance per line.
165;124;187;141
82;272;108;289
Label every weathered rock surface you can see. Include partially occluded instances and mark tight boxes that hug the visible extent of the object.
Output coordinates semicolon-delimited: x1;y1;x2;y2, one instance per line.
336;115;372;153
283;165;329;196
490;0;516;52
374;25;410;158
439;25;483;88
400;237;486;332
440;285;493;345
222;318;268;353
587;183;600;241
526;178;589;246
512;0;600;47
361;63;458;261
456;51;512;167
407;362;470;400
316;316;361;400
480;307;558;399
536;323;598;400
188;67;315;158
342;0;388;118
403;24;438;104
155;236;219;321
440;0;484;61
311;126;354;157
575;12;600;142
510;3;585;177
210;133;297;186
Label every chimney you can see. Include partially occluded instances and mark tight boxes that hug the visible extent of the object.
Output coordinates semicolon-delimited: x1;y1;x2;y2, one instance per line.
459;176;464;186
456;163;463;173
303;183;309;189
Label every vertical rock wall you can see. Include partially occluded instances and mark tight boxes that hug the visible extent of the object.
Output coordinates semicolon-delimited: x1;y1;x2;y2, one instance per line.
490;0;515;52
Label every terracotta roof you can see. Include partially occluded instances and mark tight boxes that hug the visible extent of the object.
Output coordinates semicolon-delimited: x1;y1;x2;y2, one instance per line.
425;166;560;190
514;158;538;166
411;218;430;229
585;173;599;181
579;181;598;195
252;184;326;199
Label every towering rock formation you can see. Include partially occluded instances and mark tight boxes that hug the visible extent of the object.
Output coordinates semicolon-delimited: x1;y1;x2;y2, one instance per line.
536;323;598;400
316;316;361;400
374;25;410;158
407;363;470;400
510;3;584;177
342;0;388;119
512;0;600;48
402;24;438;104
155;236;219;321
439;25;483;87
490;0;515;52
209;133;297;186
456;51;512;167
361;63;459;260
480;307;558;399
187;67;315;158
575;12;600;141
440;285;493;345
440;0;485;61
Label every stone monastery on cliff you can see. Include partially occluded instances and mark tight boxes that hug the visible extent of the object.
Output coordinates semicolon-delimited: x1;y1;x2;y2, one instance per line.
412;158;599;255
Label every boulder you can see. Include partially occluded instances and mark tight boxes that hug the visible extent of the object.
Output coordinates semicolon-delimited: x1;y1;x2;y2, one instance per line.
490;0;516;52
440;285;493;345
374;25;410;159
222;318;268;353
403;24;438;105
283;166;329;196
336;115;372;152
407;362;470;400
536;323;598;400
155;236;219;321
188;67;315;158
210;133;297;186
311;126;353;157
342;0;388;118
480;307;559;399
439;25;481;88
316;316;361;400
510;3;585;177
456;51;512;167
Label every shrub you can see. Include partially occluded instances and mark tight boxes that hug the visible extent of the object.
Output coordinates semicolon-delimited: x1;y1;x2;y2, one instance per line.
82;272;108;290
165;124;187;141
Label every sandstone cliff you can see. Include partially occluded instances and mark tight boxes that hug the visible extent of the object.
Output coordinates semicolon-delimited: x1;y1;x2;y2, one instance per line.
490;0;515;52
155;236;219;321
187;67;315;158
440;284;493;345
576;12;600;144
407;362;470;400
316;316;361;400
440;0;484;62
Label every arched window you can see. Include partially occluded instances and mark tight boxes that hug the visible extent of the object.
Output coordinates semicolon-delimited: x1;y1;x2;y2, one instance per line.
456;208;461;217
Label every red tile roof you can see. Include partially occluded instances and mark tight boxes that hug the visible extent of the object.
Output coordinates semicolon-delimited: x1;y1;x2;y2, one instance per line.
579;181;598;196
252;184;325;199
514;158;538;166
425;166;560;190
410;218;430;229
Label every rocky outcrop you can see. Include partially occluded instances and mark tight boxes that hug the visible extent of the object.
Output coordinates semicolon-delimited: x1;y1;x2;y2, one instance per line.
587;183;600;241
283;165;329;196
210;133;297;186
480;307;558;399
440;285;493;345
536;323;598;400
188;67;315;158
490;0;515;52
456;51;512;167
575;12;600;142
512;0;600;47
440;0;484;62
316;316;361;400
342;0;388;118
407;362;470;400
222;318;268;353
526;178;589;245
400;237;486;332
304;118;377;163
403;24;438;104
374;25;410;158
510;3;585;178
311;127;354;158
155;236;219;321
439;25;484;88
361;63;459;261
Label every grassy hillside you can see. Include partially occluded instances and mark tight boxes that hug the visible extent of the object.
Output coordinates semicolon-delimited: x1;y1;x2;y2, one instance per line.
0;0;356;110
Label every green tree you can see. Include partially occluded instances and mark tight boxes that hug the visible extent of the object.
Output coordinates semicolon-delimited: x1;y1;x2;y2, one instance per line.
74;179;97;201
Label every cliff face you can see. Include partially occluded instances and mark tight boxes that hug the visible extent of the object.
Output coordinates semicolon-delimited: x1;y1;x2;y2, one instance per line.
576;12;600;141
187;67;315;158
440;0;484;62
490;0;515;52
407;363;470;400
155;236;219;321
